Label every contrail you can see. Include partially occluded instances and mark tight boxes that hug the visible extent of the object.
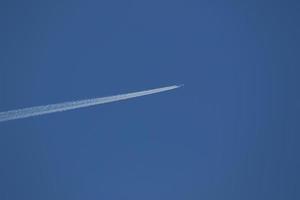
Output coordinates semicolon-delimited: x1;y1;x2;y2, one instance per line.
0;85;182;122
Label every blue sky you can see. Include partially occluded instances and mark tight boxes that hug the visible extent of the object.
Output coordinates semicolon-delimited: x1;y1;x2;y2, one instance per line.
0;0;299;199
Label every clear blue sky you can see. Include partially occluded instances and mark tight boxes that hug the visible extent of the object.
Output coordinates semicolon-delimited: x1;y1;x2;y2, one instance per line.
0;0;299;199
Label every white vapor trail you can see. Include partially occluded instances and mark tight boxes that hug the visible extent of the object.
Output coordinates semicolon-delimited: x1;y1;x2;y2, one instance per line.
0;85;181;122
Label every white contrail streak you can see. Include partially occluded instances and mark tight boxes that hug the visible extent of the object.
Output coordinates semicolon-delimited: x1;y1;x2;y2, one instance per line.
0;85;181;122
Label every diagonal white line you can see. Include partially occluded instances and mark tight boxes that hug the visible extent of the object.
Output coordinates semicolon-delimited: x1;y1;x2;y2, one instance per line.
0;85;181;122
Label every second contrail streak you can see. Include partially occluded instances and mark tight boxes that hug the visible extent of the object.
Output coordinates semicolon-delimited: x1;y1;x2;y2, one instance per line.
0;85;181;122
